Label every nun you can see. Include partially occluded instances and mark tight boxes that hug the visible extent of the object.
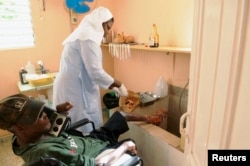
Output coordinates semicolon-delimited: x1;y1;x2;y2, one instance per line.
53;7;128;132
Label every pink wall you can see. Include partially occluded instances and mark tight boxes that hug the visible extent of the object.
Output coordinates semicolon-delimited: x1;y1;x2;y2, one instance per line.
112;50;190;93
0;0;113;99
0;0;193;99
112;0;193;47
111;0;193;92
0;0;69;99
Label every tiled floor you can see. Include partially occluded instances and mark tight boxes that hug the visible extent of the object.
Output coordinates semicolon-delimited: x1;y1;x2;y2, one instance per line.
0;135;24;166
102;109;109;123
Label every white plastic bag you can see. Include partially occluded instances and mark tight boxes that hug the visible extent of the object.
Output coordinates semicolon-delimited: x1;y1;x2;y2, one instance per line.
154;76;168;97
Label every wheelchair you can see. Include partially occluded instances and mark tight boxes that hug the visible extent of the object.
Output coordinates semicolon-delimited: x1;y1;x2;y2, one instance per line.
27;117;143;166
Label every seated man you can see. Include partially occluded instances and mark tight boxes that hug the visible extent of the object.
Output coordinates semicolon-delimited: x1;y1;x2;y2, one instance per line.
0;94;166;166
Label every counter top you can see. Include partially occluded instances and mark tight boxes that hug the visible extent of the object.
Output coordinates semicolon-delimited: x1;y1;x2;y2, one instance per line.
17;81;53;93
132;96;169;115
17;72;57;93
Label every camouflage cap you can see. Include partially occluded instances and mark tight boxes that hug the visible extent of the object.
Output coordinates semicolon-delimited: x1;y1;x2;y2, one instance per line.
0;94;45;130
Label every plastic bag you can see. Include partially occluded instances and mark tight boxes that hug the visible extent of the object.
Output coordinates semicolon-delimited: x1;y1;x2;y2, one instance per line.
154;76;168;97
103;92;119;109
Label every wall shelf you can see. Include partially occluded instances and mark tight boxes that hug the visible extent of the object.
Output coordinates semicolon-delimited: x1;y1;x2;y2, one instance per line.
101;44;191;54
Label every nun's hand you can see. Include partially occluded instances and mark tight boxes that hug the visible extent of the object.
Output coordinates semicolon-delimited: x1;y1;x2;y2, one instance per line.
119;84;128;96
112;84;128;97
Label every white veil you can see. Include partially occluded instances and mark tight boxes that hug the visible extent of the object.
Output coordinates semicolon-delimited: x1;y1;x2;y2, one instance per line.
63;6;113;45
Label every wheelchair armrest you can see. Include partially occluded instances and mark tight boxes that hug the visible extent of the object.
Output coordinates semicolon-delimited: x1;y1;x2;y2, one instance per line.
66;118;96;131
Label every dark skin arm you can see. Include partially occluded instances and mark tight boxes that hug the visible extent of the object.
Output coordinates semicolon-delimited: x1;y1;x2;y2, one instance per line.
56;102;73;115
103;19;124;91
119;110;168;126
108;79;122;89
55;102;167;125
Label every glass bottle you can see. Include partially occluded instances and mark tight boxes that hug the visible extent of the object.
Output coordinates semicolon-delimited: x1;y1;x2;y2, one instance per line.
149;24;159;47
19;68;28;84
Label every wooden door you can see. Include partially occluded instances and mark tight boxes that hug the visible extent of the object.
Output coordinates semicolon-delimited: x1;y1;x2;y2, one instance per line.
185;0;250;165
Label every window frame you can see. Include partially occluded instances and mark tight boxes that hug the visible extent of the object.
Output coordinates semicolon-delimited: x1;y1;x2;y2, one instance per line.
0;0;35;50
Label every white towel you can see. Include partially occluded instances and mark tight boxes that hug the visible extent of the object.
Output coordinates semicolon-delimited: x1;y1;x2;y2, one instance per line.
109;43;131;60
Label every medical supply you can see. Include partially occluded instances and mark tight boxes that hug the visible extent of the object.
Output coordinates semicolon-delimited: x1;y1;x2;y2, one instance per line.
19;68;28;84
109;43;131;60
26;73;55;86
37;60;47;74
25;61;36;74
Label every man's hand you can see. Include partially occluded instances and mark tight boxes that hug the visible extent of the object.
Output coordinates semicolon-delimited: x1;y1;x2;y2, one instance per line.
56;101;73;115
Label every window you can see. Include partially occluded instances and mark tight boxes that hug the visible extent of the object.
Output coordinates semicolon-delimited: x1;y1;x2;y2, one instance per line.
0;0;35;50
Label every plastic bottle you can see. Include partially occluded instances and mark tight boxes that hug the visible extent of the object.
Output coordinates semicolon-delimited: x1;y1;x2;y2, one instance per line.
154;76;168;97
37;60;47;74
19;68;28;84
149;24;159;47
25;61;36;74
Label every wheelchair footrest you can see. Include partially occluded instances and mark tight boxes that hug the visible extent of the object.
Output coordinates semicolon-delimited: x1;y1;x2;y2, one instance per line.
120;156;142;166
